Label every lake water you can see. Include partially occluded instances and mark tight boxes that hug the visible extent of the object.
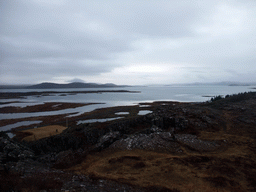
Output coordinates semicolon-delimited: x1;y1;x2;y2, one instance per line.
77;117;124;125
0;120;42;131
138;110;153;115
0;85;254;131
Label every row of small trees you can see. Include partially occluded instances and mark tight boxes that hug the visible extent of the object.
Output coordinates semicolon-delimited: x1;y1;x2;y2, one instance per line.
210;91;256;103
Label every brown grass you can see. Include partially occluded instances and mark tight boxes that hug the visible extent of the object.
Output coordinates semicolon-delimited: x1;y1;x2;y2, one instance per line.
69;148;249;192
21;125;67;141
66;101;256;192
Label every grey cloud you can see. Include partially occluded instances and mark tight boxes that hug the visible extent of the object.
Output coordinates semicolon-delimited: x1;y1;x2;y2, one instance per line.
75;0;213;37
1;58;116;76
0;1;133;61
1;0;256;84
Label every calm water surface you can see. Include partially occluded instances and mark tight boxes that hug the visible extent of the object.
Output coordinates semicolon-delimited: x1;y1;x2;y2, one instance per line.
0;85;253;131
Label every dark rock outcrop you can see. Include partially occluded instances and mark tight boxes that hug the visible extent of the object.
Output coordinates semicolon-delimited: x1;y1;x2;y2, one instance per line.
108;125;180;152
0;137;34;163
94;131;121;151
27;132;86;155
0;136;35;171
175;134;220;152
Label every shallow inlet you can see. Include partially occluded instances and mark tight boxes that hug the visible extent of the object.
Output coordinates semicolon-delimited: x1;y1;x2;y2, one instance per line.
0;120;42;132
0;104;107;120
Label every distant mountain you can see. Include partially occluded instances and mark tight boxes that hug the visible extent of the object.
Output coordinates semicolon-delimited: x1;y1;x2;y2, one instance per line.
26;82;127;89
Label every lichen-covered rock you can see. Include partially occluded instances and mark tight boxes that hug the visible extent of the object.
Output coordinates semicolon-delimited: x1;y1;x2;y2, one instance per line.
109;130;180;152
94;131;121;150
175;134;220;152
0;136;35;165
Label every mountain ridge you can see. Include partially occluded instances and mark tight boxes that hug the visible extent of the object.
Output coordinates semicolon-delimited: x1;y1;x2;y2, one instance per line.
26;82;127;89
0;82;128;89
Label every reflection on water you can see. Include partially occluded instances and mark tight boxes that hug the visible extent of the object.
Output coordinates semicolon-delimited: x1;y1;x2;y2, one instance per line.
115;112;129;115
77;117;123;125
138;110;152;115
0;120;42;131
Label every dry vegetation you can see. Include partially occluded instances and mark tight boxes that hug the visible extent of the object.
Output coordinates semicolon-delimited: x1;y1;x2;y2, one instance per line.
21;125;67;141
67;92;256;191
1;92;256;191
69;137;253;192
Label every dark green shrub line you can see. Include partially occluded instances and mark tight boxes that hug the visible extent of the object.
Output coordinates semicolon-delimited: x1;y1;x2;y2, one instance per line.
209;91;256;103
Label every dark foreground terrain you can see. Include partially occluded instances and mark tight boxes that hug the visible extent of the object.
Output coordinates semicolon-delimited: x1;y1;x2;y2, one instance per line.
1;92;256;191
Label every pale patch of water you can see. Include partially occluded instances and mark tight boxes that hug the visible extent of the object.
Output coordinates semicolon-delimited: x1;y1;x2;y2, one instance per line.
77;117;123;125
115;112;129;115
0;120;42;132
52;104;61;108
7;132;15;138
138;110;152;115
139;105;151;107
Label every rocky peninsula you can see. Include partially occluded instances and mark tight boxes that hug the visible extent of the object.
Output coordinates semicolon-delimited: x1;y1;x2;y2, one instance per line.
1;92;256;191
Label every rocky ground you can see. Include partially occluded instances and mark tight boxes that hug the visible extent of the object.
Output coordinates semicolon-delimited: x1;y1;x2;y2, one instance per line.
1;92;256;191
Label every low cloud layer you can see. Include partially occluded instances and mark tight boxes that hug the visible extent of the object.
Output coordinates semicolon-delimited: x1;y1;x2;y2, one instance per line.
1;0;256;85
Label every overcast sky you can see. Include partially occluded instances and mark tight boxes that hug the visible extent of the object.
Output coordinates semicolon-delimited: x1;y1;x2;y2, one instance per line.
1;0;256;85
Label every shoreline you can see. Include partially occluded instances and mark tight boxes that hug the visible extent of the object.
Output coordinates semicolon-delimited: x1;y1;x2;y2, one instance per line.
0;101;178;137
0;92;256;191
0;102;98;113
